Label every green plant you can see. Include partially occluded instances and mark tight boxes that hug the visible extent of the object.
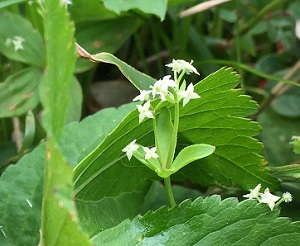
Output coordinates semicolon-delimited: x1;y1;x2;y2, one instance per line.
1;0;300;245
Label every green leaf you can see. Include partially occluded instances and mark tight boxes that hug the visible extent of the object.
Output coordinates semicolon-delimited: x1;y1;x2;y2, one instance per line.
75;17;140;73
0;144;45;246
291;137;300;155
258;108;300;166
60;103;137;168
156;107;173;166
0;0;26;8
0;68;42;117
77;45;156;89
70;0;117;22
66;77;83;123
41;0;77;140
20;110;36;152
0;10;44;67
40;140;91;245
176;68;279;190
271;164;300;182
102;0;168;21
91;195;300;245
171;144;215;175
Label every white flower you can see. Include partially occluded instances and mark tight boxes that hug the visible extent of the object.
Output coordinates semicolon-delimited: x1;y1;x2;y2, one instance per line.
151;75;177;98
136;101;154;123
143;147;159;160
259;188;280;211
133;90;151;102
176;83;200;107
282;192;292;203
122;139;139;161
166;59;199;75
12;36;25;51
243;184;261;200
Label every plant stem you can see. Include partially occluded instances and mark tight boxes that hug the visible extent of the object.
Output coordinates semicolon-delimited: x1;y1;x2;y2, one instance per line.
164;177;176;207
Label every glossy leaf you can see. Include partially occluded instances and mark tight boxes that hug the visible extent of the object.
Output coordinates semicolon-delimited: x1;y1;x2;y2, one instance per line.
102;0;168;21
0;10;44;67
0;144;45;246
0;68;42;118
91;195;300;245
171;144;215;175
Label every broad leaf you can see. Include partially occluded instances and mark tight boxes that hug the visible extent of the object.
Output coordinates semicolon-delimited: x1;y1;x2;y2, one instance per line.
91;195;300;245
0;144;45;246
0;68;42;118
102;0;168;21
0;10;44;67
0;0;27;8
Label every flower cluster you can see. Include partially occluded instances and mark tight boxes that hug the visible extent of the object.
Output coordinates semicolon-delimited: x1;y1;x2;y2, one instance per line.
133;59;200;123
122;59;200;162
5;36;25;51
243;184;292;211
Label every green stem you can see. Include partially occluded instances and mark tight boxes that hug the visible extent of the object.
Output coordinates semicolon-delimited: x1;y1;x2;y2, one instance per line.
164;177;176;207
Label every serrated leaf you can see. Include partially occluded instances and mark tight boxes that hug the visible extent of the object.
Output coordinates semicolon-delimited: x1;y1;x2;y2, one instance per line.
41;0;76;140
102;0;168;21
0;10;44;67
91;195;300;245
0;68;42;118
0;144;45;246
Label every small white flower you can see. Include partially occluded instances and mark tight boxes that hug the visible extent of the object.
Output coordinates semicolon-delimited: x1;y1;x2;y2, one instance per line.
151;75;177;98
143;147;159;160
259;188;280;211
282;192;292;203
243;184;261;200
176;83;200;107
136;101;154;123
133;90;151;102
166;59;199;75
122;139;139;161
12;36;25;51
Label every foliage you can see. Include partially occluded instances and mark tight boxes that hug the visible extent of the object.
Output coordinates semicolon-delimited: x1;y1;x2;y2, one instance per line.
1;0;300;245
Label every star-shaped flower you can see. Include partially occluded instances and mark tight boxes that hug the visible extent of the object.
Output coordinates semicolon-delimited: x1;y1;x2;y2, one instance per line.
259;188;280;211
122;139;139;161
133;90;151;102
243;184;261;200
12;36;25;51
176;83;200;107
166;59;199;75
143;147;159;160
136;101;154;123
